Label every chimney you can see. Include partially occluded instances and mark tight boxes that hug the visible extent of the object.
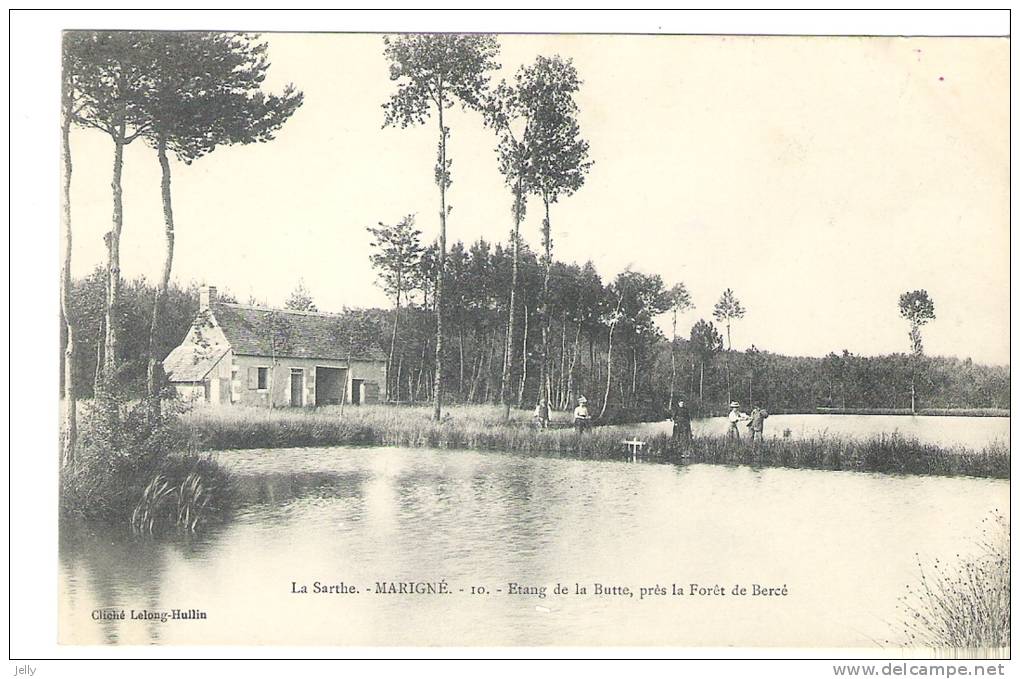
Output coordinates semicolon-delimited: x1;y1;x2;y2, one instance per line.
200;285;217;311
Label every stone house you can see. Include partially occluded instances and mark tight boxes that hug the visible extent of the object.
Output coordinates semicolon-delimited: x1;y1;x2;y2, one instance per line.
162;287;387;407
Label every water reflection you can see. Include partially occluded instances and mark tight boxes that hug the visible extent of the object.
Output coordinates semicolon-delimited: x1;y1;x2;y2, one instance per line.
59;520;223;644
60;446;1009;647
232;470;371;505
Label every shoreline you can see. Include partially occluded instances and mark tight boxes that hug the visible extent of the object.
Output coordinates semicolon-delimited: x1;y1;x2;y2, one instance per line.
208;437;1012;484
809;407;1009;418
177;404;1010;480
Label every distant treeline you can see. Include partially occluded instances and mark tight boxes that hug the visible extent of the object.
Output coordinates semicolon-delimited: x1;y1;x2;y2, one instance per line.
64;242;1010;417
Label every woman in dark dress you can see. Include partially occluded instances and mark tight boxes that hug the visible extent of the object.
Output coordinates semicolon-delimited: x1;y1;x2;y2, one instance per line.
671;399;693;451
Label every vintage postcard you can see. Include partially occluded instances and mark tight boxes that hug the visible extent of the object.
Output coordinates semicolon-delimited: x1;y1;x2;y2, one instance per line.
55;27;1008;653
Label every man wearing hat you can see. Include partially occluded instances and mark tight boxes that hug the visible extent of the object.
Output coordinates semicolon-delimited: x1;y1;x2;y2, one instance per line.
727;401;748;441
748;405;769;444
573;396;592;434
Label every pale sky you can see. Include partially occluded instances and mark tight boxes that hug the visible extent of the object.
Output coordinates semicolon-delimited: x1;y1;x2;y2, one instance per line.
66;33;1009;365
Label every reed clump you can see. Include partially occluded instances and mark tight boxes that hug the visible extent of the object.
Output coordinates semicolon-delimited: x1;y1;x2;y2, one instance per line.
129;457;229;534
898;511;1010;651
177;404;1009;479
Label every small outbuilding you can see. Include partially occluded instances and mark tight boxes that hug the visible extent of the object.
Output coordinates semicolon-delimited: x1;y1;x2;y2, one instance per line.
162;286;387;407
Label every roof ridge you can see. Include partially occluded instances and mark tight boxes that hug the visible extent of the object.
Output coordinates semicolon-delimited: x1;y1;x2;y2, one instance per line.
217;302;344;319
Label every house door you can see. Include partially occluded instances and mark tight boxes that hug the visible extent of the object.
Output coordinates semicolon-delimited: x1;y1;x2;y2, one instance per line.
290;369;304;407
351;379;363;405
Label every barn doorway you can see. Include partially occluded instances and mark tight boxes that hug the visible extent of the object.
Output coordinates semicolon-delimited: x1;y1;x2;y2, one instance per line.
290;368;304;407
351;379;364;405
315;366;347;406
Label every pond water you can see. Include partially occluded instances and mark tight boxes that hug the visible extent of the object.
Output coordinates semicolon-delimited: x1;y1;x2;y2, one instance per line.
59;445;1008;647
619;414;1009;450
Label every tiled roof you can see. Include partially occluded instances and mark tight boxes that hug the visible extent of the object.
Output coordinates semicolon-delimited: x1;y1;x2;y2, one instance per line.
211;303;387;362
163;344;227;382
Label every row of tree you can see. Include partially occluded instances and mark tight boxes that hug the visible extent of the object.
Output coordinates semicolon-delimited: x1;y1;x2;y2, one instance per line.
361;223;1004;416
60;31;303;464
62;256;1010;417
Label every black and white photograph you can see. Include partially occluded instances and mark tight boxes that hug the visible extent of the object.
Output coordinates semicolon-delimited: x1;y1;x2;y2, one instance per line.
8;9;1012;668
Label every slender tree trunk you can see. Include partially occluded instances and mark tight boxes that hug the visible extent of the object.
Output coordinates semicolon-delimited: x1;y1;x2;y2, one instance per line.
599;297;623;420
689;360;695;401
539;194;552;405
60;99;76;466
517;302;529;406
396;355;403;403
485;325;498;403
146;137;175;423
416;332;430;402
558;315;568;408
268;314;279;409
458;326;465;398
466;328;480;402
339;336;354;417
480;330;489;402
499;313;510;401
94;319;104;392
600;322;617;420
468;339;483;403
558;317;567;408
475;332;489;402
387;283;401;401
566;321;581;409
699;361;705;402
669;310;677;410
588;335;595;392
433;90;447;422
500;179;523;421
631;346;638;403
725;357;731;402
100;120;127;391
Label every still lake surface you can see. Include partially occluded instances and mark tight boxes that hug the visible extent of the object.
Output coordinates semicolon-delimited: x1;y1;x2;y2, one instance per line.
60;416;1009;647
624;413;1009;449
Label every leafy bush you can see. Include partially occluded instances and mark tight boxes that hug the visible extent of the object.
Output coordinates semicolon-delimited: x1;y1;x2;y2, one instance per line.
61;389;231;532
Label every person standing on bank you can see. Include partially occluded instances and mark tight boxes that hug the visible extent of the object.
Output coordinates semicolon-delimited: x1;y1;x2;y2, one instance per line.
573;396;592;434
727;401;748;441
534;398;550;429
748;406;769;444
672;399;693;451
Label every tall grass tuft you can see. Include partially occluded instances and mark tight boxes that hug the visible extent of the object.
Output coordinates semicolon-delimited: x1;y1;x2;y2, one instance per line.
898;511;1010;651
129;457;226;534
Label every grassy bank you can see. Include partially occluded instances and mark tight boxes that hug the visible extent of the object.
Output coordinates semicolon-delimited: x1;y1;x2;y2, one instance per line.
683;433;1009;479
177;404;1009;479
